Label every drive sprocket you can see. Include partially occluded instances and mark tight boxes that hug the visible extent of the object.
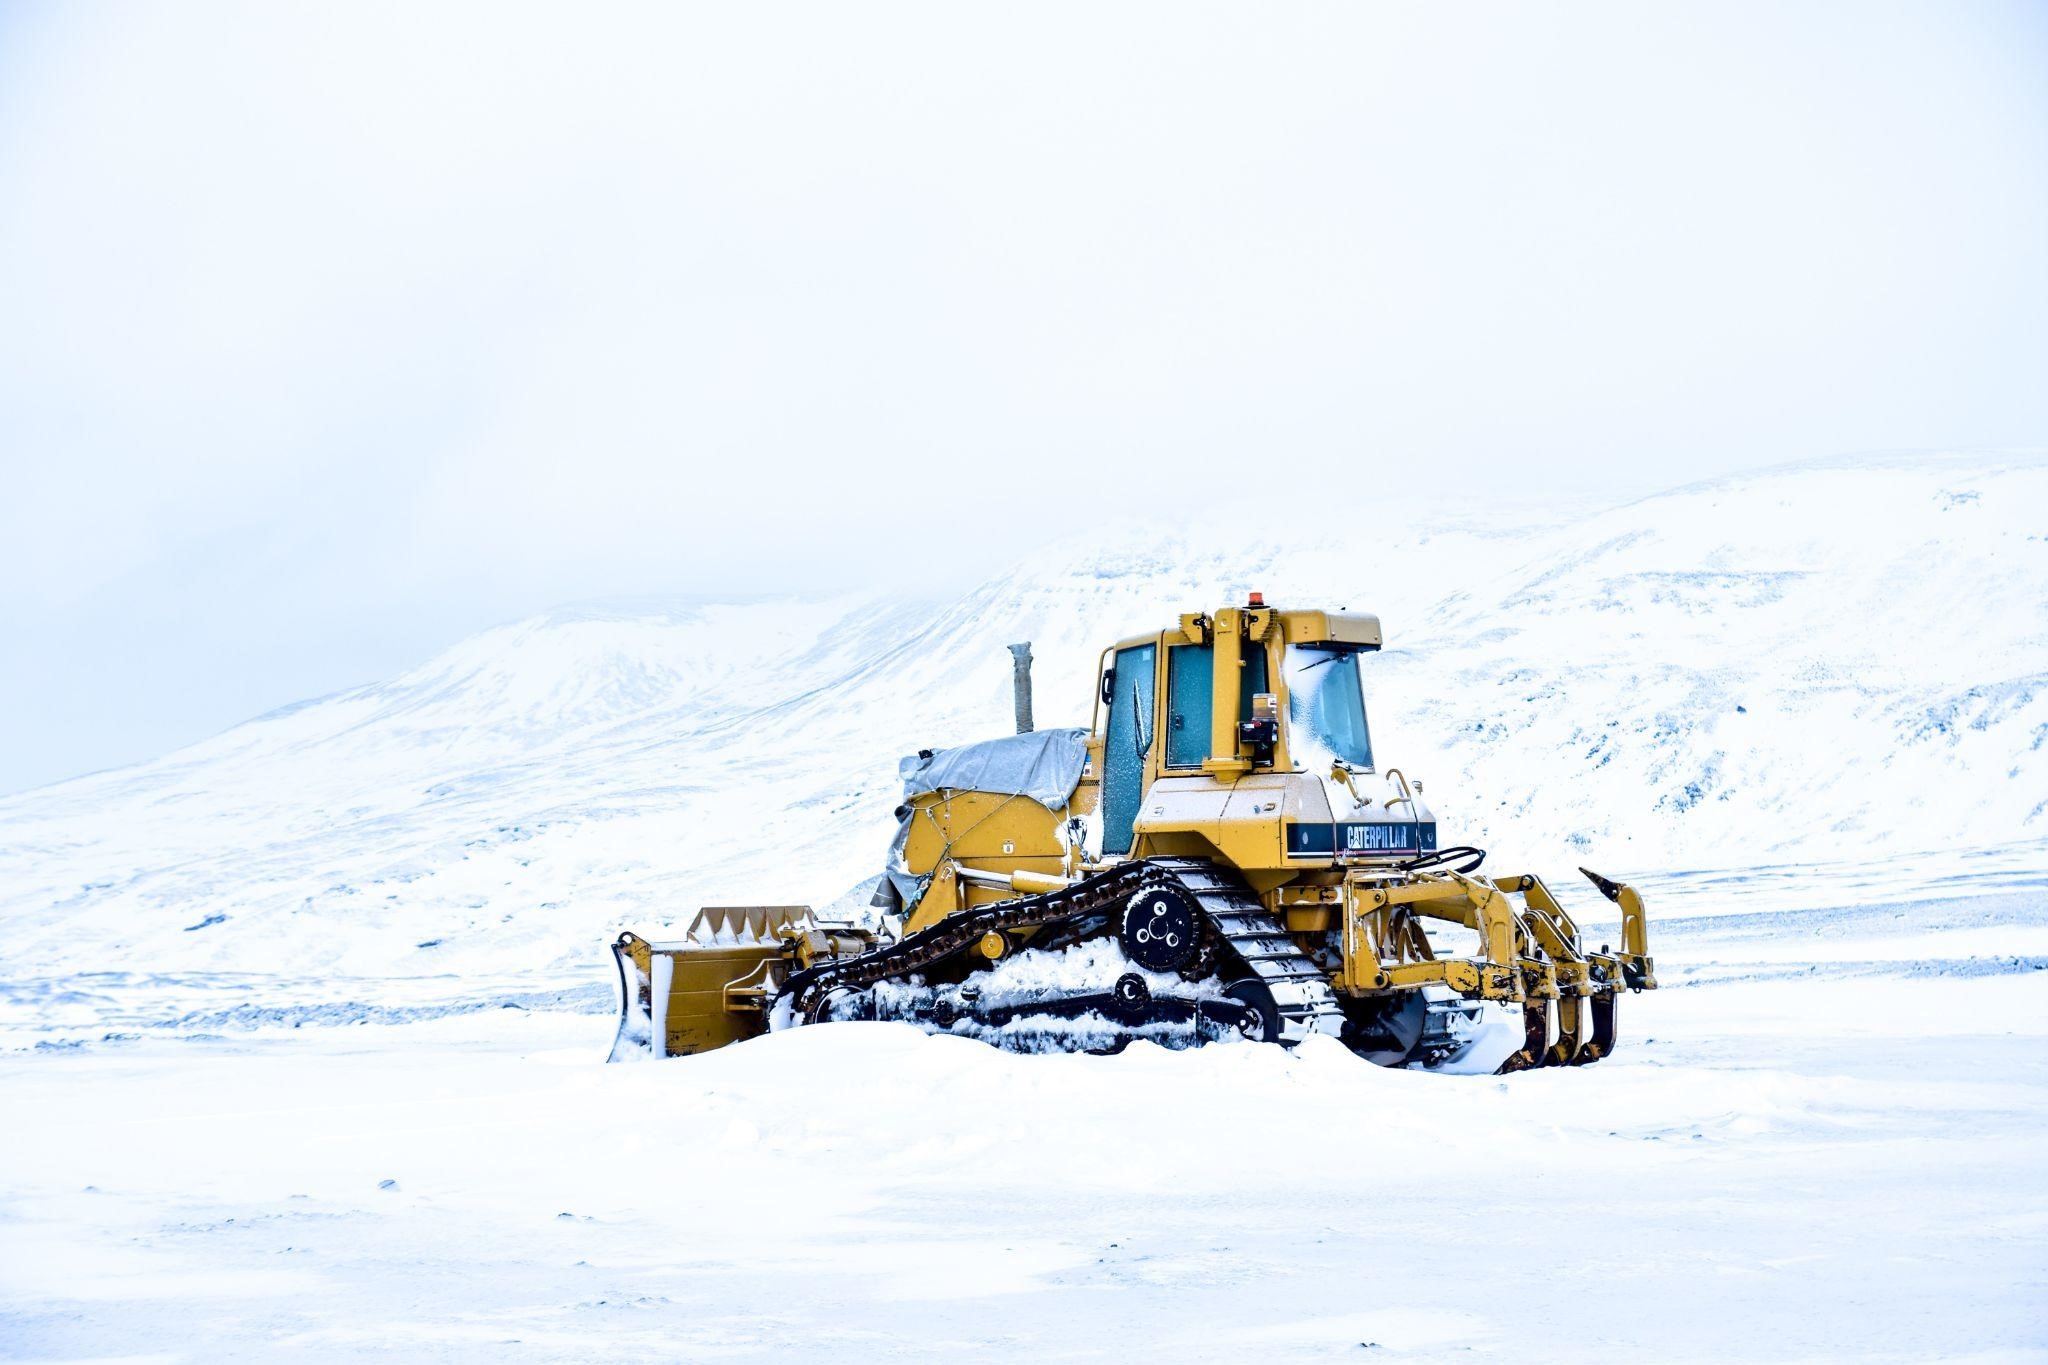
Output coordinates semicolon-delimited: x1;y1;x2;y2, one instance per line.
1119;885;1199;972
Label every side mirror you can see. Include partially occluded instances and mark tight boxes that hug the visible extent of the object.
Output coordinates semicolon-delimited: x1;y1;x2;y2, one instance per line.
1101;671;1114;705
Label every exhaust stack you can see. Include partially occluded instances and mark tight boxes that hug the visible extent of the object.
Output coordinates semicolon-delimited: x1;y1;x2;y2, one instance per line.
1008;642;1034;734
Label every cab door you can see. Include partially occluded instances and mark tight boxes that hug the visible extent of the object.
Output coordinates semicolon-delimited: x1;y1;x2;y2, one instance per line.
1164;644;1213;768
1100;643;1157;855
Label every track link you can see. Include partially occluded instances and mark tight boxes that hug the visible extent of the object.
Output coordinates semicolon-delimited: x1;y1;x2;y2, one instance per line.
1149;858;1347;1045
783;861;1166;1017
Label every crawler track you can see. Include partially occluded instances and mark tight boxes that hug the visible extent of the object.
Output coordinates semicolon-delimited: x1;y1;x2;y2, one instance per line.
784;857;1347;1046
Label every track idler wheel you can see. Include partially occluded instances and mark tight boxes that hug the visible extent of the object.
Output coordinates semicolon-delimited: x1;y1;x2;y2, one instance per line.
1120;886;1199;972
1223;978;1282;1044
1343;992;1427;1067
803;986;873;1026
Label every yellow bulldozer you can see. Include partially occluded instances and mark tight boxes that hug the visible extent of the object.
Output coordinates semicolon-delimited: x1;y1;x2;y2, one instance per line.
610;596;1655;1072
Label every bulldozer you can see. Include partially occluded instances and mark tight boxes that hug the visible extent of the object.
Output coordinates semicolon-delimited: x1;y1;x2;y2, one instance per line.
609;596;1656;1072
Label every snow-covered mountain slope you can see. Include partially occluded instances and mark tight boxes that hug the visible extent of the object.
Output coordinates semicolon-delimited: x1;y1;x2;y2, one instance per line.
1388;455;2048;872
1;454;2043;1025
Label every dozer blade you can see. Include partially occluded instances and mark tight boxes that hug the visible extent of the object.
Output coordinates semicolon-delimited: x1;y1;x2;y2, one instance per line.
608;907;810;1060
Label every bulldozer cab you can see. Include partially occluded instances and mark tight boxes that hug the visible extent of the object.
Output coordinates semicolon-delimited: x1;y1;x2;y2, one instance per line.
1094;603;1384;855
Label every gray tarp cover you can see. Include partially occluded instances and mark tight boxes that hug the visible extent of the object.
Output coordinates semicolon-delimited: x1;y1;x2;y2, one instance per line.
898;727;1089;810
877;728;1088;913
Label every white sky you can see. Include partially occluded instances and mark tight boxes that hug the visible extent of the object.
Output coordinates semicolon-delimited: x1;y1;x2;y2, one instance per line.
2;1;2045;794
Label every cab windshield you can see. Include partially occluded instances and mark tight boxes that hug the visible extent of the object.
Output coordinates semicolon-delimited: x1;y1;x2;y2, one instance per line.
1283;645;1374;770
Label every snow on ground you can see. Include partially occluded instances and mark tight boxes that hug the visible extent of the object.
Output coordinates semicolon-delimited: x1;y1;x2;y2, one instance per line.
3;896;2045;1362
2;453;2046;1358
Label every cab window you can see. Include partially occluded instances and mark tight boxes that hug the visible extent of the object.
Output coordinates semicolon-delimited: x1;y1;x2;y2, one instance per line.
1165;645;1212;767
1165;642;1270;768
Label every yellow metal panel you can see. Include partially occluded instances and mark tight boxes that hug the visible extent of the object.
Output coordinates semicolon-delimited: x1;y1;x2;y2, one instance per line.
1204;607;1249;778
655;944;783;1054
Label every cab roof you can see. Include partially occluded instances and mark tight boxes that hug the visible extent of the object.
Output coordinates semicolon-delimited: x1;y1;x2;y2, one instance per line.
1107;606;1383;655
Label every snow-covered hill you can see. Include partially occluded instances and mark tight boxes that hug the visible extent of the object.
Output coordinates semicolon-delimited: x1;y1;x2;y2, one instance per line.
1392;455;2048;874
1;454;2043;1028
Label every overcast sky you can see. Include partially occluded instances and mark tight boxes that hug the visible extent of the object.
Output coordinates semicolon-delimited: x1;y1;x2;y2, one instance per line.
1;1;2044;795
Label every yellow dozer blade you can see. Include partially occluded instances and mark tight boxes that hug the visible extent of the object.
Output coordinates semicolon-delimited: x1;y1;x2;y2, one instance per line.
609;906;879;1060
